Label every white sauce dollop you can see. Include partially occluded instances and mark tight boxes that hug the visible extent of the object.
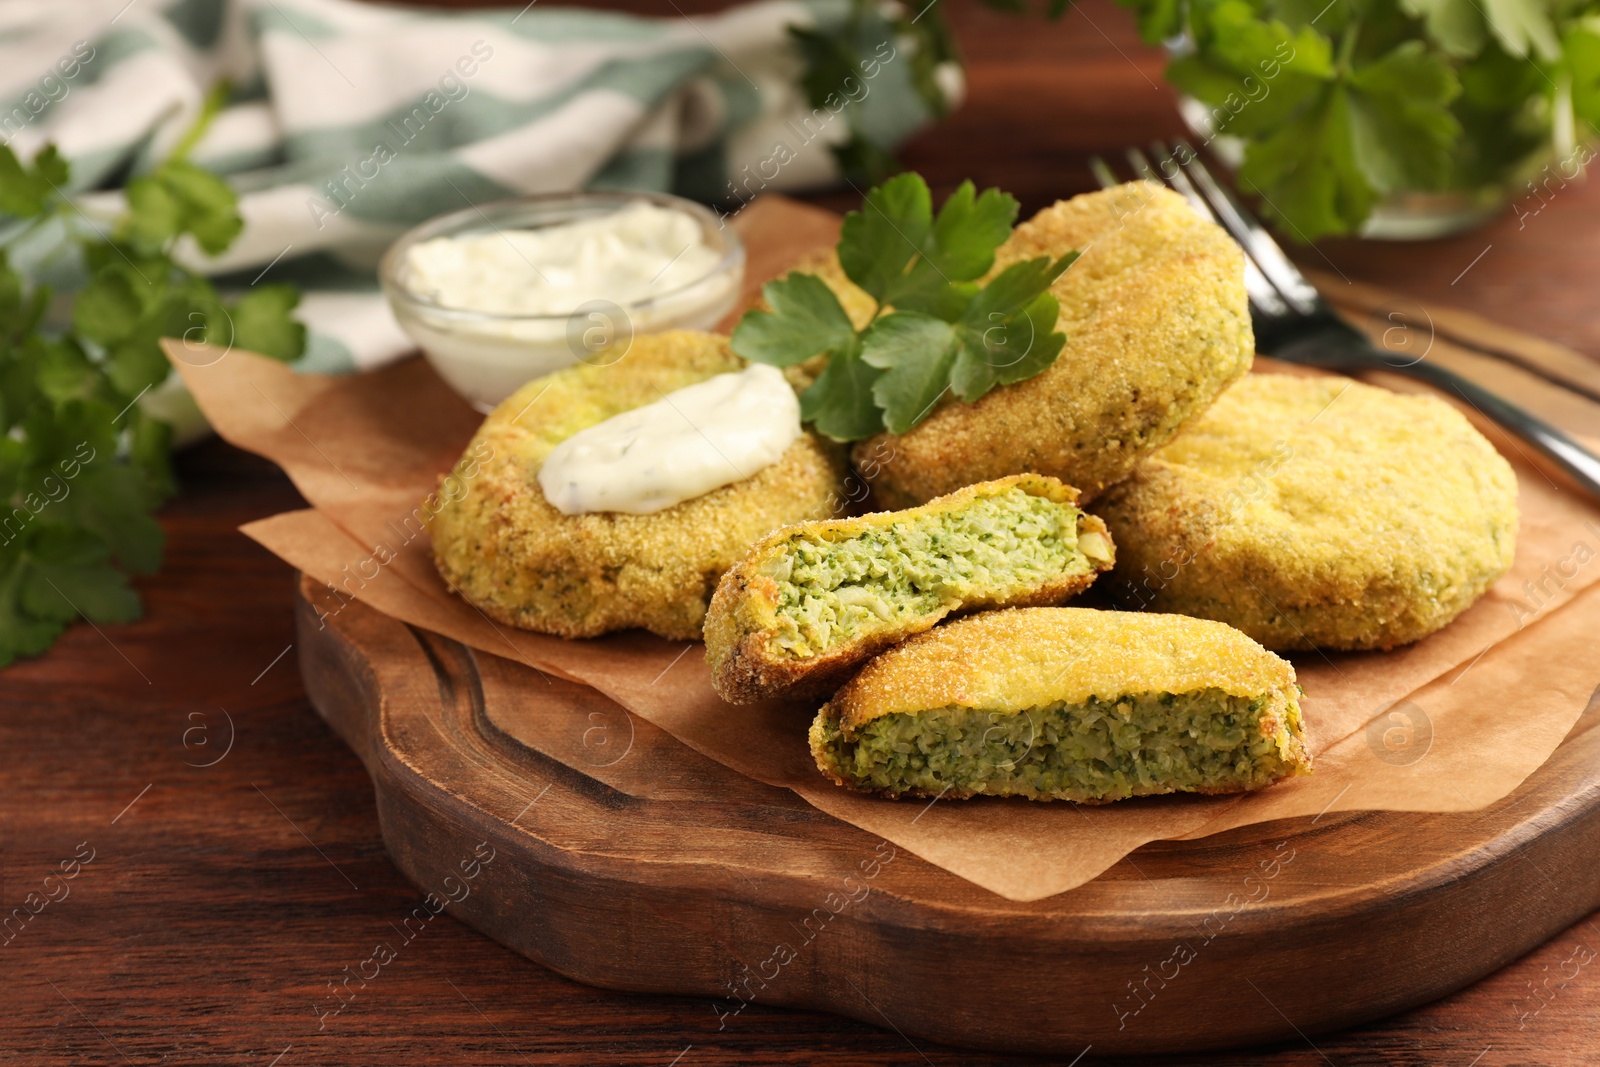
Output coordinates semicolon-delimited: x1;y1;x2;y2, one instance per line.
538;364;802;515
404;200;720;316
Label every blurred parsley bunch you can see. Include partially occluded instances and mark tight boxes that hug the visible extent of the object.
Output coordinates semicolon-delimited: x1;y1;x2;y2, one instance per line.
0;86;305;667
1119;0;1600;238
829;0;1599;240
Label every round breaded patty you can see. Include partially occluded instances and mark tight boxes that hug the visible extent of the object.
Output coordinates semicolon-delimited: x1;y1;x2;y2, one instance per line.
1096;373;1519;651
426;331;848;640
847;182;1254;507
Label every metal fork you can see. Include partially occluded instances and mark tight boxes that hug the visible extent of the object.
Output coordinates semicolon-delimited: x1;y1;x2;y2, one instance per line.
1090;140;1600;501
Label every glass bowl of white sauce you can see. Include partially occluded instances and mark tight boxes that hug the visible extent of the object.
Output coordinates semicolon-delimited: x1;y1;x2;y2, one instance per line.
380;191;745;411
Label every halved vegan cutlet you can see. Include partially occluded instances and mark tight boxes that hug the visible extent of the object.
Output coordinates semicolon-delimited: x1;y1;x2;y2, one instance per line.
810;607;1310;802
705;474;1114;704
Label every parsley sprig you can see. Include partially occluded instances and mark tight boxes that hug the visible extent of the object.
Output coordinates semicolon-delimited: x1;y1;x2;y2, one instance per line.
0;85;305;668
1109;0;1600;240
732;173;1077;441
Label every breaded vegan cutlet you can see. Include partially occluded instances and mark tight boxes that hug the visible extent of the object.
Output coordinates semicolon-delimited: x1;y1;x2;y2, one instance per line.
705;474;1115;704
810;607;1311;802
426;331;847;640
814;182;1253;507
1097;374;1519;651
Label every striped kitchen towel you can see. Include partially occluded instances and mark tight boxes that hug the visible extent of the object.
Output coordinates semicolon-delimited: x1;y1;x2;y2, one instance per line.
0;0;958;380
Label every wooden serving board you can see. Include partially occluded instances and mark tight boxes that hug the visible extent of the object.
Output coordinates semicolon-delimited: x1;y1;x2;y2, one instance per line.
295;197;1600;1055
299;578;1600;1055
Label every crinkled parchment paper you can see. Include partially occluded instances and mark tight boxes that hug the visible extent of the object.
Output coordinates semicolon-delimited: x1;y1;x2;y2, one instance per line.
164;323;1600;903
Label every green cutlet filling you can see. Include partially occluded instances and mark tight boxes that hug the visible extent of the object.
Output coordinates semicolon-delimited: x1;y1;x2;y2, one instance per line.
766;489;1089;659
816;691;1297;801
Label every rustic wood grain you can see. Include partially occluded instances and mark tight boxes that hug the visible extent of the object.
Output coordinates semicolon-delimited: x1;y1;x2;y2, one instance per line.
6;0;1600;1064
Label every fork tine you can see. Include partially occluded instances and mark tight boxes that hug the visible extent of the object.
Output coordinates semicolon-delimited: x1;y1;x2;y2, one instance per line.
1088;156;1118;190
1166;139;1320;315
1134;144;1214;221
1144;141;1289;319
1123;146;1160;185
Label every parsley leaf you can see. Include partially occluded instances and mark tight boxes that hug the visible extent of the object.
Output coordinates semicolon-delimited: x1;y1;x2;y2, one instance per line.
733;272;889;439
1238;84;1376;240
864;253;1075;431
950;255;1075;399
0;548;69;663
890;180;1019;318
838;175;1018;320
231;284;307;361
861;313;959;433
0;84;305;669
837;173;934;302
1566;27;1600;132
121;158;244;259
1165;3;1333;139
157;161;243;255
731;273;859;367
1479;0;1560;61
20;524;142;625
74;266;145;346
1347;41;1462;193
1398;0;1487;58
0;144;65;218
800;337;885;441
737;174;1078;441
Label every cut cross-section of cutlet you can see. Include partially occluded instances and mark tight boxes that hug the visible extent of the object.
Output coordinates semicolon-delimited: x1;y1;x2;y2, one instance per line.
810;607;1311;802
705;475;1114;704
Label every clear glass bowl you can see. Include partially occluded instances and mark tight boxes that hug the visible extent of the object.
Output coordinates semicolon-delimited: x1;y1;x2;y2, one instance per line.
380;191;745;411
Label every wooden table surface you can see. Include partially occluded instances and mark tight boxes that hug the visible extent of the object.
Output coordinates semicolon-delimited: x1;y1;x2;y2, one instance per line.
6;2;1599;1064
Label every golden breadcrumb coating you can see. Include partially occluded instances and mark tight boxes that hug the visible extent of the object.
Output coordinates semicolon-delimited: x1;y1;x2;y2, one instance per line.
1097;373;1519;651
810;606;1310;801
824;607;1300;731
808;182;1251;506
705;474;1115;704
426;331;848;640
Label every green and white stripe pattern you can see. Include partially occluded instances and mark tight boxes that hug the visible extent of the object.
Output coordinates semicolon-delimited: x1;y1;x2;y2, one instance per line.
0;0;956;373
